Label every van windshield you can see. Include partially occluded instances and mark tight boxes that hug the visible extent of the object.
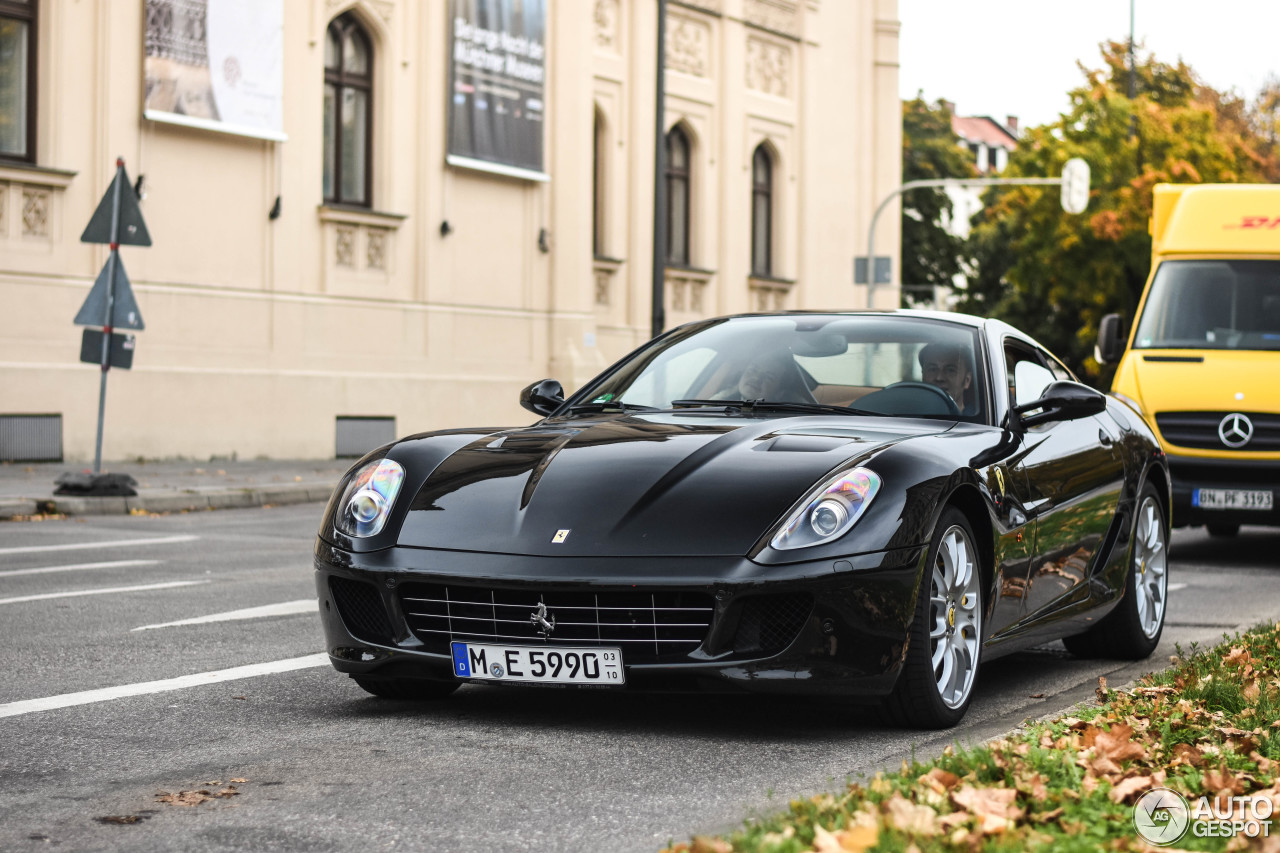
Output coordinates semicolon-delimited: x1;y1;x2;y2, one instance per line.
1133;259;1280;351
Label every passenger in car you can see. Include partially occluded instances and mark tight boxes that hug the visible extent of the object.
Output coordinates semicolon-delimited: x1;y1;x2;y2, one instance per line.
918;342;976;414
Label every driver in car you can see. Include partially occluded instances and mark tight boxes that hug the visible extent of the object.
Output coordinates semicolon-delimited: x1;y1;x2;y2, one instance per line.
713;352;789;401
918;342;975;414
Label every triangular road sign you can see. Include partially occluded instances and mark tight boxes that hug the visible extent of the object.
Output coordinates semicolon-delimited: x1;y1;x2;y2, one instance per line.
73;255;145;331
81;164;152;246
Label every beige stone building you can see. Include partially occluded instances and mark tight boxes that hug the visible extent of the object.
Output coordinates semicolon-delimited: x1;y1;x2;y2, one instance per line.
0;0;902;462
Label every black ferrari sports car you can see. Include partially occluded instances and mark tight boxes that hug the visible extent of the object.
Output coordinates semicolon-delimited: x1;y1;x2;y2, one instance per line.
315;311;1170;727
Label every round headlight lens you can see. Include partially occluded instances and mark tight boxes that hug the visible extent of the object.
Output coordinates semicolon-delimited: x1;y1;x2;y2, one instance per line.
348;489;386;525
809;499;848;537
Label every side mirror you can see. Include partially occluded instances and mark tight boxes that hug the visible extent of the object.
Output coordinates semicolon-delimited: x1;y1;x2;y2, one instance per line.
520;379;565;416
1014;381;1106;428
1095;313;1127;365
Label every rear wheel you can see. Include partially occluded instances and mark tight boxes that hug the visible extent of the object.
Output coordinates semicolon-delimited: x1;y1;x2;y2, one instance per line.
1207;523;1239;538
1063;484;1168;659
352;675;460;700
883;507;983;729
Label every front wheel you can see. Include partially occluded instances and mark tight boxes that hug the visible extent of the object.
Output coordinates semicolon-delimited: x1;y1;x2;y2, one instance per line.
883;507;983;728
1063;484;1168;659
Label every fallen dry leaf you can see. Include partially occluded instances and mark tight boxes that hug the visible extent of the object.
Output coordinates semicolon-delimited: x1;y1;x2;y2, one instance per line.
883;793;939;836
1095;724;1147;763
951;785;1024;834
1029;693;1046;699
688;837;731;853
1108;775;1152;804
1096;676;1109;703
96;815;147;825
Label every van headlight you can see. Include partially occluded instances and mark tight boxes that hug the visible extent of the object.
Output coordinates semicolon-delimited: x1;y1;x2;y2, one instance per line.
334;458;405;538
771;468;882;550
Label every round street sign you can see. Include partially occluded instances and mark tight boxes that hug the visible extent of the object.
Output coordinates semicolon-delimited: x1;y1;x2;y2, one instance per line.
1060;157;1091;214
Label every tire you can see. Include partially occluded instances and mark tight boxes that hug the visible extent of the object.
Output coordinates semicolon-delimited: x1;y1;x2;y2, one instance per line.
1207;523;1239;538
883;507;984;729
1063;484;1168;660
352;675;460;700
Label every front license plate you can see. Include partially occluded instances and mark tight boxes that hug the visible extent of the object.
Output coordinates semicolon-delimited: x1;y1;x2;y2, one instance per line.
1193;488;1274;511
450;642;626;685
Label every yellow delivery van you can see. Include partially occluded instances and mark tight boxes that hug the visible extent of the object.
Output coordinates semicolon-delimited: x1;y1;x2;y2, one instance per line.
1096;183;1280;535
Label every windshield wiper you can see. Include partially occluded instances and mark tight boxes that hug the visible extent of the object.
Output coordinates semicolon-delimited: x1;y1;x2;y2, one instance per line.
671;399;878;417
566;400;660;415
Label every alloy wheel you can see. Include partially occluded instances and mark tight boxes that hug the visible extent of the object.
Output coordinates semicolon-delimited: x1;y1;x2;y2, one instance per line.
928;525;982;709
1134;495;1168;639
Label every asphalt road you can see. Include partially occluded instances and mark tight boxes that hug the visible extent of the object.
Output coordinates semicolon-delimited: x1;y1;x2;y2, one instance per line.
1;506;1277;853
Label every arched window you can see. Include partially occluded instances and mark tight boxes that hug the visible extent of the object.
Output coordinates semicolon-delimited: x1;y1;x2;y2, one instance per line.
323;14;372;206
0;0;37;162
593;108;605;256
665;126;690;266
751;144;773;276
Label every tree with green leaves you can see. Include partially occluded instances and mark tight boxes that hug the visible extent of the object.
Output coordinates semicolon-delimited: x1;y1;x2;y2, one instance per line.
958;41;1280;385
900;97;976;307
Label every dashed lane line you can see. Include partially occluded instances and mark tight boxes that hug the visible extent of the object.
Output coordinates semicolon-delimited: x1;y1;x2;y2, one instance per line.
0;653;330;718
0;535;199;556
0;580;210;605
0;560;161;578
132;599;318;631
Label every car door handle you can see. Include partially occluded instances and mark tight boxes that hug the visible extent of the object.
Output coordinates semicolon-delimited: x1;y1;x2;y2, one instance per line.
1098;428;1114;447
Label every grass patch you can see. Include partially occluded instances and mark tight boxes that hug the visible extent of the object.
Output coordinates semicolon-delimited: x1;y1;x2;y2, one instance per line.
664;624;1280;852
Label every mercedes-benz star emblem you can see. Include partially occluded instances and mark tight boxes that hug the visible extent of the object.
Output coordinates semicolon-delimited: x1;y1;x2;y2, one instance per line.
530;601;556;638
1218;413;1255;449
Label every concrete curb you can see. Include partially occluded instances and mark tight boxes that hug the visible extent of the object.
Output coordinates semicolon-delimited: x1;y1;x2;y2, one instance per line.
42;483;334;516
0;498;39;519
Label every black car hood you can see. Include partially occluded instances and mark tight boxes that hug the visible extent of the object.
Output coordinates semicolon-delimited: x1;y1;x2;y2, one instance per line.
394;413;951;558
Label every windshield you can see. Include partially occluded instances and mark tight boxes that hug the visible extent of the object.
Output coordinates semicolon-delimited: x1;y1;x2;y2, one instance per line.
1133;260;1280;351
576;315;987;421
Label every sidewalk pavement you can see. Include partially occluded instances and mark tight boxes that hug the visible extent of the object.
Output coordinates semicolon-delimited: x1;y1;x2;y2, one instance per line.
0;458;353;518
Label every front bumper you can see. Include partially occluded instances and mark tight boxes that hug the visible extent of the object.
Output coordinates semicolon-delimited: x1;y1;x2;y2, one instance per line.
314;539;926;698
1167;455;1280;528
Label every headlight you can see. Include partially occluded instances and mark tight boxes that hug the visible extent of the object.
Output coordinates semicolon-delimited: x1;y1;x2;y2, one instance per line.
770;467;882;550
334;458;405;538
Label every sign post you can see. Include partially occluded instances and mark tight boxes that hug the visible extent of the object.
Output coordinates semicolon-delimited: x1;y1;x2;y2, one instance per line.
858;158;1092;307
67;158;151;489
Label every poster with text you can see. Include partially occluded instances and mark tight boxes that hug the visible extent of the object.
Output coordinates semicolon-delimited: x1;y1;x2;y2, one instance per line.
143;0;286;142
448;0;547;179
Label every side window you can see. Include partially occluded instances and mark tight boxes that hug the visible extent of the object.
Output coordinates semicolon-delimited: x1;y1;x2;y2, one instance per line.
1004;344;1055;408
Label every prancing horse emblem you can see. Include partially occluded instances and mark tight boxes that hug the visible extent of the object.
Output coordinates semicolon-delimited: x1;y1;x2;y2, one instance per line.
551;529;571;543
530;601;556;637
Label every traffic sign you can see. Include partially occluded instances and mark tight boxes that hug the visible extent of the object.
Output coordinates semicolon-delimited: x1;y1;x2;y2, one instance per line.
79;329;136;370
81;163;152;246
1061;157;1091;214
73;255;145;330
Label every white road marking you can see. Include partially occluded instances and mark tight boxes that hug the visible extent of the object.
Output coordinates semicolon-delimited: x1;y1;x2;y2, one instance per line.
0;534;198;556
0;560;161;579
0;653;330;718
1167;583;1187;592
132;599;318;631
0;580;209;605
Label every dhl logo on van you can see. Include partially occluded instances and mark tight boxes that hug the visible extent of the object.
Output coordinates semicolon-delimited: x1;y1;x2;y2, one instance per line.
1224;216;1280;229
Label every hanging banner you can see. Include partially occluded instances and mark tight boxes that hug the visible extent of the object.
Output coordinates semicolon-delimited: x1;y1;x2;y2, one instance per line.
142;0;287;142
447;0;548;181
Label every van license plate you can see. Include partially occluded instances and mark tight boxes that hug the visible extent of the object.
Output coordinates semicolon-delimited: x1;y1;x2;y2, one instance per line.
1193;489;1273;510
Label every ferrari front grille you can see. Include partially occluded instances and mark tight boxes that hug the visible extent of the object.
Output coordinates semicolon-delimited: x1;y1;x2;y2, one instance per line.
329;576;395;645
1155;411;1280;452
398;583;715;663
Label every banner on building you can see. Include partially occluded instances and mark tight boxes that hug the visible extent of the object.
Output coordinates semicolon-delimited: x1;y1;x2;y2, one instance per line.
142;0;287;142
447;0;548;181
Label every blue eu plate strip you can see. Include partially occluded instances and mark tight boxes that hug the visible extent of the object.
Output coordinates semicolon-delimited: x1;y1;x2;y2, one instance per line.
451;642;470;677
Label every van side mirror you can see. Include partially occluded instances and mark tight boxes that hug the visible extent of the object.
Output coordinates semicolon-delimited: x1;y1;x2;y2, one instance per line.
520;379;565;416
1013;381;1106;428
1095;314;1127;365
